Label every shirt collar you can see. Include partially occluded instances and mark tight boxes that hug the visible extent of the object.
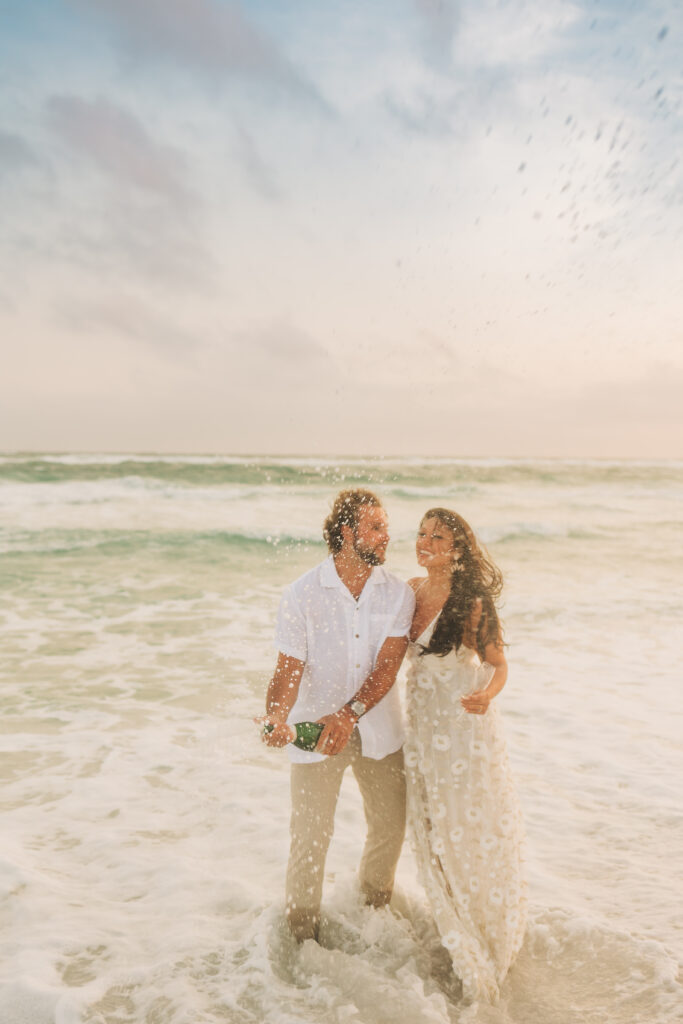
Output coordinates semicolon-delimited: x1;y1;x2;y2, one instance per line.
320;555;343;588
320;555;388;590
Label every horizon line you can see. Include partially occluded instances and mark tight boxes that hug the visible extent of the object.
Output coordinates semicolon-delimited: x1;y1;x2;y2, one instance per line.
2;449;682;464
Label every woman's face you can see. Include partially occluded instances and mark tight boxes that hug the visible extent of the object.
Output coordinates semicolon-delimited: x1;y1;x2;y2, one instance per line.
416;516;458;571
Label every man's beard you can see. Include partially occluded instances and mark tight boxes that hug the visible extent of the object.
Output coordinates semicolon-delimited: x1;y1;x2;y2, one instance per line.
353;536;385;566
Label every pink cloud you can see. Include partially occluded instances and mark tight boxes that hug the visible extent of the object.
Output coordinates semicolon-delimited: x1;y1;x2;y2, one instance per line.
46;95;193;205
74;0;330;110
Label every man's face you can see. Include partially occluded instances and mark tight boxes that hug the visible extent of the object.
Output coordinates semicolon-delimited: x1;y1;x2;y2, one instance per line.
352;505;390;565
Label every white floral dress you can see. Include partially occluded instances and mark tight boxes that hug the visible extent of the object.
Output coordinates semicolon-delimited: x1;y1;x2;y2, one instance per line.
404;620;527;1002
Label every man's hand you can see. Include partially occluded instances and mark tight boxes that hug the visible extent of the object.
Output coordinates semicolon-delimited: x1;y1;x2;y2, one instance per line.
256;716;295;747
315;706;357;756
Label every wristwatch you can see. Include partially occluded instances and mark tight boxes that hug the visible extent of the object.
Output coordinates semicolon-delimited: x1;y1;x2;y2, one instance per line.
346;699;367;720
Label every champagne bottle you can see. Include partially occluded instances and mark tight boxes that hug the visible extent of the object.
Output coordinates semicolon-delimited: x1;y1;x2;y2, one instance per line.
263;720;324;751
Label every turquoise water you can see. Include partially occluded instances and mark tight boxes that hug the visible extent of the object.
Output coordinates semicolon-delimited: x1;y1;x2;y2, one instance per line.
1;454;681;1023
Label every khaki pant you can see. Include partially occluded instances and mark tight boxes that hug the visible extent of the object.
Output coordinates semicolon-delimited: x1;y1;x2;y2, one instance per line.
285;730;406;941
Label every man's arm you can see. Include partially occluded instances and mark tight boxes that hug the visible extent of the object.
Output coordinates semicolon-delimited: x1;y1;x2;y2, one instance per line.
261;652;305;747
315;635;409;757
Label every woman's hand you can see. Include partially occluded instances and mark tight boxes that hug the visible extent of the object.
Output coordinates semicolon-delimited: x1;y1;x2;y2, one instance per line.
460;688;492;715
462;638;508;713
256;716;295;747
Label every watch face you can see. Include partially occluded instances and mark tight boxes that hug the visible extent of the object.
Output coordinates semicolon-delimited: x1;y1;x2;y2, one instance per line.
351;700;366;717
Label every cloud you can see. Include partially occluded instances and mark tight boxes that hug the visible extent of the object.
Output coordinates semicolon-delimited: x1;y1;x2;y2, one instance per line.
384;91;458;138
46;194;217;292
386;0;563;142
227;322;335;379
0;130;44;177
232;124;283;202
46;95;195;207
72;0;331;112
413;0;460;72
56;293;199;355
0;102;213;297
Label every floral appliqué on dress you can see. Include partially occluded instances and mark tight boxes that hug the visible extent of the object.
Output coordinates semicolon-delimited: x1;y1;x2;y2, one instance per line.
404;624;527;1003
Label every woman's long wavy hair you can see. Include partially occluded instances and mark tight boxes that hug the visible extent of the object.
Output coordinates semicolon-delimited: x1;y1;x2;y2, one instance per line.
419;508;504;661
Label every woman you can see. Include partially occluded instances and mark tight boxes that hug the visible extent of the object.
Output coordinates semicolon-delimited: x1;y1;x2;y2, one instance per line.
404;508;527;1003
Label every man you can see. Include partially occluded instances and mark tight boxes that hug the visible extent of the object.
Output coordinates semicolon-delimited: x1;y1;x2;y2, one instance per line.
261;488;415;942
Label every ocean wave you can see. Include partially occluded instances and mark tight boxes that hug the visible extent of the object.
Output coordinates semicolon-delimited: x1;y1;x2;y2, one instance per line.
381;484;479;500
482;523;603;544
0;519;664;557
0;476;268;508
0;528;324;557
1;453;683;490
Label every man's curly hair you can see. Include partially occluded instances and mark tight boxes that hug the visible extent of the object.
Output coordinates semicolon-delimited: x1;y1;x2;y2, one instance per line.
323;489;383;553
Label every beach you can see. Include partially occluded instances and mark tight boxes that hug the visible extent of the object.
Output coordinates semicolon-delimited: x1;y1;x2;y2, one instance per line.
1;454;681;1024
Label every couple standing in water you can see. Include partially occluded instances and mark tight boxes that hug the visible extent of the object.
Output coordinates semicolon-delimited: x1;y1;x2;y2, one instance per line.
261;488;527;1003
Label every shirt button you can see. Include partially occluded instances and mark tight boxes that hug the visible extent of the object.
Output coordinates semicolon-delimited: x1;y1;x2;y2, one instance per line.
355;634;359;638
356;664;360;668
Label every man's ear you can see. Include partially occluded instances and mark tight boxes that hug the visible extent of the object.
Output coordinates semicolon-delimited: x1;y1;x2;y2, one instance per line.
340;523;355;546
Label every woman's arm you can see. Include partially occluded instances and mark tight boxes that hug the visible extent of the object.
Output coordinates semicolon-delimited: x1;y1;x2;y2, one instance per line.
460;640;507;715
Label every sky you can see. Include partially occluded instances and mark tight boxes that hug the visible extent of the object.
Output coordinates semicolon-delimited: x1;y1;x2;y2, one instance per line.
0;0;681;457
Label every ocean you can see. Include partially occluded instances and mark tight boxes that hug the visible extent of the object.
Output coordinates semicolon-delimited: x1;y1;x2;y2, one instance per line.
1;453;681;1024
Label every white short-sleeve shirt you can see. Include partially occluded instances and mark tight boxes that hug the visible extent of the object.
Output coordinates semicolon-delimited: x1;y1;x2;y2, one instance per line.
275;555;415;764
